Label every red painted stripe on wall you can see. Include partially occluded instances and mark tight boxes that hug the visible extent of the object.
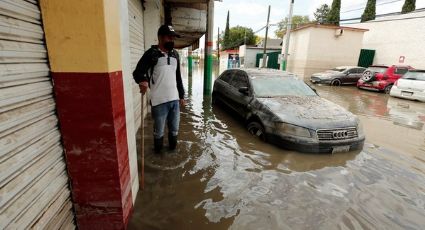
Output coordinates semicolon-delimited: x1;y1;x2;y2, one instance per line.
52;71;132;229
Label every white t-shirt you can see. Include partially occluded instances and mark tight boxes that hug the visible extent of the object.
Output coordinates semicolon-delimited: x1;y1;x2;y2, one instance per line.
149;52;180;106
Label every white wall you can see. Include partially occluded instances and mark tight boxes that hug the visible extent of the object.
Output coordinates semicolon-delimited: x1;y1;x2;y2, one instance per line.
240;45;281;68
143;0;163;48
120;0;138;204
306;27;365;79
351;11;425;69
283;28;311;79
283;26;365;80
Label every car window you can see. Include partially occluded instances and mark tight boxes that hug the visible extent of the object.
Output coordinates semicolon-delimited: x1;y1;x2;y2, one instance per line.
402;71;425;81
219;71;233;83
356;68;366;73
395;68;409;75
229;71;248;89
251;77;317;97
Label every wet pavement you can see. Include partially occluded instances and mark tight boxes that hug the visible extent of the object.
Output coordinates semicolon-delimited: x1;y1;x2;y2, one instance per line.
129;67;425;230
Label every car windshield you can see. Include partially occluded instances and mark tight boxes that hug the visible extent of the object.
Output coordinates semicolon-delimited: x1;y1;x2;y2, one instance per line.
331;68;346;72
402;71;425;81
251;77;317;97
368;67;388;73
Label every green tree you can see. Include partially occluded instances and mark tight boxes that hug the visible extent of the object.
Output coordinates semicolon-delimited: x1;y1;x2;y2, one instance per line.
402;0;416;14
223;11;230;50
274;15;310;39
220;26;257;50
314;4;330;24
327;0;341;25
361;0;376;22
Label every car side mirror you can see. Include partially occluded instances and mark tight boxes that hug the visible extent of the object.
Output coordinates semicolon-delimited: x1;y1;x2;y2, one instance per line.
238;87;249;95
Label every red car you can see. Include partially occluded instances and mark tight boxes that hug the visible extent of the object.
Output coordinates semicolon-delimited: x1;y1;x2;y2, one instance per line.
357;65;414;94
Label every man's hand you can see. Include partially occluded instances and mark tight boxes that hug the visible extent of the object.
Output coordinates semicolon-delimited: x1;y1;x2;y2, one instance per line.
179;99;186;107
139;82;148;94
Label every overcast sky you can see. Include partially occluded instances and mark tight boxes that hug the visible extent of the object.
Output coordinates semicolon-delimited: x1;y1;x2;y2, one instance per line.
211;0;425;41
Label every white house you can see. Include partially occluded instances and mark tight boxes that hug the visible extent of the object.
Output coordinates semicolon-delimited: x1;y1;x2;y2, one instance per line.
282;24;368;80
351;9;425;69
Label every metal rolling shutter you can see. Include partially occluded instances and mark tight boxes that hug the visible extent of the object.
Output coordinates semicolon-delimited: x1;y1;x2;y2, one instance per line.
0;0;75;229
128;0;145;128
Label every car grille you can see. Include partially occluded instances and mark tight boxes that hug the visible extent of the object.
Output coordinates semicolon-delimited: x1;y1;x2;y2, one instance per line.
316;127;358;141
311;76;321;81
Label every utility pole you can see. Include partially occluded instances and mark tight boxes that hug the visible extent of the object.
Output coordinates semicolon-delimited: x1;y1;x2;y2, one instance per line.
204;0;214;95
244;28;247;45
262;5;271;68
217;27;220;60
281;0;294;71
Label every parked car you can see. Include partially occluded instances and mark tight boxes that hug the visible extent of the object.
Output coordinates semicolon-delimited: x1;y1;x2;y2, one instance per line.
212;68;365;153
311;66;366;86
390;70;425;102
357;65;414;93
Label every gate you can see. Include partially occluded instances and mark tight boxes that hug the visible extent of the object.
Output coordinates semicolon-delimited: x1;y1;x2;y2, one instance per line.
358;49;375;68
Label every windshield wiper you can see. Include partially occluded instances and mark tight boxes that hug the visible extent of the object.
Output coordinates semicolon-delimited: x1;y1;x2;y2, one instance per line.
404;78;417;80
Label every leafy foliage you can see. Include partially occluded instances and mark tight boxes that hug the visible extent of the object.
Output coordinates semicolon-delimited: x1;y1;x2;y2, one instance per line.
402;0;416;14
220;26;257;50
314;4;331;24
361;0;376;22
274;15;311;39
327;0;341;25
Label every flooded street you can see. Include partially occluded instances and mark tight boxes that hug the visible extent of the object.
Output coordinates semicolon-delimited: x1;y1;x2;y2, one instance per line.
129;67;425;230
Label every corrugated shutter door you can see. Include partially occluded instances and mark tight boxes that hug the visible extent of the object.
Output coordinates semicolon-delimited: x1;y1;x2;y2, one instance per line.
128;0;145;128
0;0;75;229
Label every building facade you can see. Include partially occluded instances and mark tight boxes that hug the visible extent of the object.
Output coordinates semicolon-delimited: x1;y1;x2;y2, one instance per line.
282;25;367;80
351;10;425;69
0;0;208;229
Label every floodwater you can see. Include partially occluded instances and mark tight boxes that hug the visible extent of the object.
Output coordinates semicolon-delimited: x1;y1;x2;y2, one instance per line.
129;68;425;230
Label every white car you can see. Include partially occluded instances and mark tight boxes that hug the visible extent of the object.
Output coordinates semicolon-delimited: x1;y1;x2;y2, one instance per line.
390;70;425;102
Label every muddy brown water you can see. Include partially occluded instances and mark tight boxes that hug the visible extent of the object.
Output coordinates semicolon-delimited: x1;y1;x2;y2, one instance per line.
129;68;425;230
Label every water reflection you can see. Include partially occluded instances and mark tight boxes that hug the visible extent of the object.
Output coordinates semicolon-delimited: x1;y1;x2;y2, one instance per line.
314;85;425;158
129;68;425;230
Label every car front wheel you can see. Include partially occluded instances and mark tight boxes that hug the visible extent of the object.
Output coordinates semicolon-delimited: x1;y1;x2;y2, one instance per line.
384;85;393;94
331;79;342;86
247;121;266;141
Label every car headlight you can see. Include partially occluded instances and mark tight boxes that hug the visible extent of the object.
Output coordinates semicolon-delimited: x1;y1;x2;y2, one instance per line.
356;121;364;136
277;123;312;138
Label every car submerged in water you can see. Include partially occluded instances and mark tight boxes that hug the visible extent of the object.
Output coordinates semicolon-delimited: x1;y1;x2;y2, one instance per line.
390;70;425;102
212;68;365;153
310;66;366;86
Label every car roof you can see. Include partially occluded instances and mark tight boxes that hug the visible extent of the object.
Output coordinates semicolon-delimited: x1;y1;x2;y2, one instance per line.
408;69;425;72
369;65;389;68
334;66;362;69
235;68;297;79
370;65;412;68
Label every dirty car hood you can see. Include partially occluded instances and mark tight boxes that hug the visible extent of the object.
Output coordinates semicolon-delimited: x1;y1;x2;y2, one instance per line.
257;96;357;130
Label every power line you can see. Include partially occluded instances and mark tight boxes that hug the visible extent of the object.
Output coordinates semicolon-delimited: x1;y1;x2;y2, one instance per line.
341;0;403;13
341;14;425;25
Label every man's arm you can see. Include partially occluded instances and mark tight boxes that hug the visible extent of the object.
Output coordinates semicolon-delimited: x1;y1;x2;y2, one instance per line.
133;49;151;84
175;52;185;100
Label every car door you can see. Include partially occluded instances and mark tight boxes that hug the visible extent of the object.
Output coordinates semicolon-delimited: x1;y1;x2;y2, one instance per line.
342;68;355;84
214;70;236;107
227;70;252;117
350;68;365;83
393;67;409;82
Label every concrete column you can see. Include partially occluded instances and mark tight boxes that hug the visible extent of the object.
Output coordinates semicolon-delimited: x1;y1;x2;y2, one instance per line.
203;0;214;95
40;0;132;229
188;46;193;76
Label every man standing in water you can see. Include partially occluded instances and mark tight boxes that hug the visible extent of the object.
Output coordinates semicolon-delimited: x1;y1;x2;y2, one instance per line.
133;25;185;153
